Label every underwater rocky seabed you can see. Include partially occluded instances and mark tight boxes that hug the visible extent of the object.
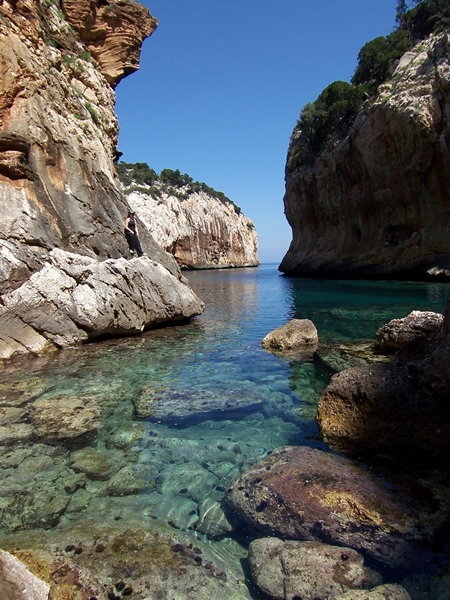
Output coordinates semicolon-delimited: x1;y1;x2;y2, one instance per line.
0;264;449;599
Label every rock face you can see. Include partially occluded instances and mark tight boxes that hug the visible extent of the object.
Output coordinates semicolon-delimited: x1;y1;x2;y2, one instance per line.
126;187;259;269
281;29;450;279
0;1;205;359
62;0;158;87
317;303;450;456
0;249;204;359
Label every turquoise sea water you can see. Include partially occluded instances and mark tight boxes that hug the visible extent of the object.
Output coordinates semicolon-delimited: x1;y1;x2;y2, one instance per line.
0;264;449;596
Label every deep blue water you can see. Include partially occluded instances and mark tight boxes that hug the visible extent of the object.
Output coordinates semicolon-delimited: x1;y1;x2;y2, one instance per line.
0;264;449;596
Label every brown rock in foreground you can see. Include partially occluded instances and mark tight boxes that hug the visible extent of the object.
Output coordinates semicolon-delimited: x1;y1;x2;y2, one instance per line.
248;538;382;600
225;446;423;568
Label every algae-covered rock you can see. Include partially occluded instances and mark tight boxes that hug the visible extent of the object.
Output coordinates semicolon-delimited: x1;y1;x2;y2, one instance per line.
69;448;125;481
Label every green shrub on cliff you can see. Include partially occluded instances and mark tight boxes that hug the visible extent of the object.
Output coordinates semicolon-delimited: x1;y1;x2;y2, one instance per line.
287;0;450;172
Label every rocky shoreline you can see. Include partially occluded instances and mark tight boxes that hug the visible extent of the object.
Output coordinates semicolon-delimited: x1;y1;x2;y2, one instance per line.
1;307;450;599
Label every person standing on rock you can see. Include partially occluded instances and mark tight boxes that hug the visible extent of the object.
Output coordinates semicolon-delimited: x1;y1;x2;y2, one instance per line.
124;209;145;257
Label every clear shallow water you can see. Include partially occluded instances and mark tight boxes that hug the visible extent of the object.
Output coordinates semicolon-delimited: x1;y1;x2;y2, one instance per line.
0;264;449;596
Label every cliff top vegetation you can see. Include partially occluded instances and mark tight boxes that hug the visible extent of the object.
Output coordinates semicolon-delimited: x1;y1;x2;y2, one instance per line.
287;0;450;172
116;161;242;214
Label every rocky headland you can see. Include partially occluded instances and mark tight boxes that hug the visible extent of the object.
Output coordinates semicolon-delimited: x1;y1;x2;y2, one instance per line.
281;26;450;279
121;173;259;269
0;0;207;360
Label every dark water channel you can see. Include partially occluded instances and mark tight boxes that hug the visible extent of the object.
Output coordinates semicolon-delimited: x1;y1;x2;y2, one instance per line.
0;264;449;598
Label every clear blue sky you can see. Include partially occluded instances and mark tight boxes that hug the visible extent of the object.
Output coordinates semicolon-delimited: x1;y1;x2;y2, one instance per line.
115;1;398;263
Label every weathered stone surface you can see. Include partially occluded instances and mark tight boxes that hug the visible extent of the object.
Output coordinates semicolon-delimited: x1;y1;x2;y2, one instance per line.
0;549;50;600
317;303;450;455
335;584;411;600
375;310;443;354
248;538;382;600
0;305;56;360
63;0;158;87
1;249;204;353
30;395;102;442
261;318;319;353
0;0;203;362
281;30;450;279
225;446;425;568
126;186;259;269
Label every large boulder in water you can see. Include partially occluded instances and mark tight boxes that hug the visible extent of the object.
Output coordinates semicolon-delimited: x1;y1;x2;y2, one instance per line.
225;446;428;568
317;303;450;456
0;249;204;358
262;318;318;355
375;310;444;354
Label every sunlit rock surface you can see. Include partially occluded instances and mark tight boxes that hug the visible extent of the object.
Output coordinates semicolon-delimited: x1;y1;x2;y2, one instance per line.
375;309;443;354
62;0;158;86
248;538;382;600
281;29;450;279
0;1;205;359
0;249;204;358
126;186;259;269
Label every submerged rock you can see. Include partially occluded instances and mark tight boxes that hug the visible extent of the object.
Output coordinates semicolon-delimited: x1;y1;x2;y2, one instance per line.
69;447;126;482
135;383;267;424
30;395;102;442
0;520;252;599
317;340;390;373
225;446;426;568
248;538;382;600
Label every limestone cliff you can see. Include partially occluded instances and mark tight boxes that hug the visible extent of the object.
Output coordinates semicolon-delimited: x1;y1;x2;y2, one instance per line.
0;0;205;359
125;185;259;269
281;29;450;279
